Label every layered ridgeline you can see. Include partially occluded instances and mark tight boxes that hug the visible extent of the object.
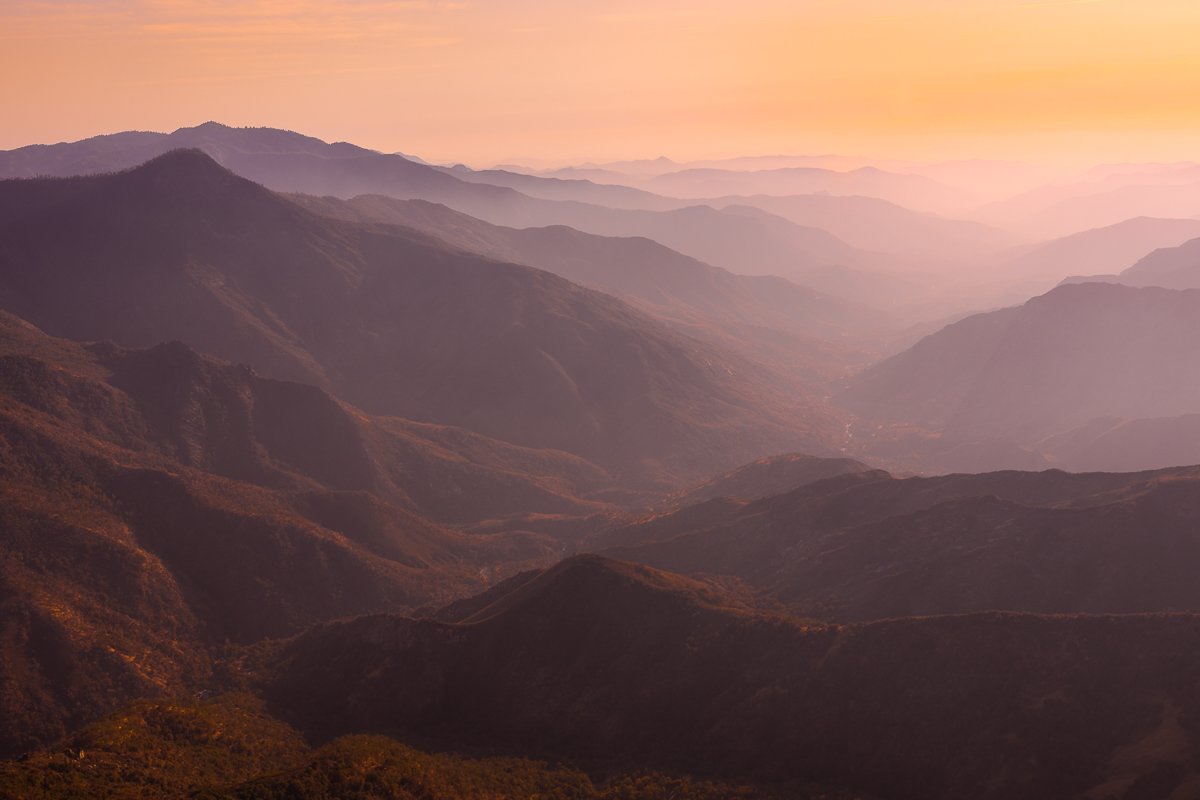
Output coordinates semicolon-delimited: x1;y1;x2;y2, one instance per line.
443;161;1012;270
250;556;1200;800
1118;234;1200;289
9;551;1200;798
1057;231;1200;292
1000;217;1200;287
838;281;1200;472
442;159;972;215
0;149;842;484
973;216;1200;307
592;464;1200;621
0;311;625;755
0;123;926;310
977;162;1200;239
290;193;885;382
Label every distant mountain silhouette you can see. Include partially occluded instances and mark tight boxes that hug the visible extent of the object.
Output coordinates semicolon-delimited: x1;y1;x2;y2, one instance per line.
643;165;967;214
439;164;683;210
0;150;837;483
1119;234;1200;289
977;164;1200;238
441;164;1012;263
979;217;1200;304
0;124;902;311
703;193;1012;261
0;121;481;202
260;553;1200;800
838;283;1200;452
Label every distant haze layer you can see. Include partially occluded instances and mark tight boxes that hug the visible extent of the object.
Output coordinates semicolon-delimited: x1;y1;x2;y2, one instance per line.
6;0;1200;168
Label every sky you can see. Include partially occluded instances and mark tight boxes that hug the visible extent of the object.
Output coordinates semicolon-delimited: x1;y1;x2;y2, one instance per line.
4;0;1200;166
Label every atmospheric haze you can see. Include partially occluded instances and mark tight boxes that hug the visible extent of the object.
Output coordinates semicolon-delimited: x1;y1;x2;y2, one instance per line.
5;2;1200;799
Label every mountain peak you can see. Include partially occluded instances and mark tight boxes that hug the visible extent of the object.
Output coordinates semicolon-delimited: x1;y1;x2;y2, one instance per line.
455;554;757;625
111;148;275;206
133;146;226;173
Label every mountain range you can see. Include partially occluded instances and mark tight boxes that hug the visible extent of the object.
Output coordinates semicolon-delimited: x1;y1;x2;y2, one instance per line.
1118;234;1200;289
0;308;627;754
977;162;1200;238
0;123;911;310
595;464;1200;621
288;193;886;381
255;555;1200;800
0;149;839;484
8;121;1200;800
838;281;1200;472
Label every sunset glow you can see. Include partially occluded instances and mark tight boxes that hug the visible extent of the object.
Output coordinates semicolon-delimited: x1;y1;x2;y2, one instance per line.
5;0;1200;164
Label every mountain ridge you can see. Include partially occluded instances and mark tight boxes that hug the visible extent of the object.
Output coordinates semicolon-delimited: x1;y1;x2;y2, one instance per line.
0;149;837;484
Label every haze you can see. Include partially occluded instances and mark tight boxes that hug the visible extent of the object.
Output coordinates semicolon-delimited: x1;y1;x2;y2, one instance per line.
6;0;1200;164
9;2;1200;799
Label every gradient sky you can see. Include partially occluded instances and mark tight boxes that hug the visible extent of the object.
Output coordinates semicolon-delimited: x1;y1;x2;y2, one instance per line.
4;0;1200;165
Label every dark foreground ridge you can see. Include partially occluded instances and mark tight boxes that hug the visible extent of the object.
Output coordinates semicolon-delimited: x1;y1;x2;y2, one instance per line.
252;554;1200;800
595;464;1200;621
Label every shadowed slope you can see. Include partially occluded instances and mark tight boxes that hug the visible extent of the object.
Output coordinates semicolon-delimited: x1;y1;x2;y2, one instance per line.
0;150;836;484
0;311;608;525
0;313;615;755
260;554;1200;800
598;465;1200;621
291;193;884;381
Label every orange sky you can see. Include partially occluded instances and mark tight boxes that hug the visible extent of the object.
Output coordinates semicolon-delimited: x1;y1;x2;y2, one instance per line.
4;0;1200;165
